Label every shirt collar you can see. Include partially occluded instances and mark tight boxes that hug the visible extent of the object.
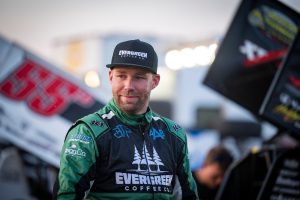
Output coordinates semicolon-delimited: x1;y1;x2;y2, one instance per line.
108;99;153;126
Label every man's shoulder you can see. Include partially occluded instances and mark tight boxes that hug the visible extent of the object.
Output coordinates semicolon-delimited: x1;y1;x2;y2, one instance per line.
153;113;186;141
78;111;110;138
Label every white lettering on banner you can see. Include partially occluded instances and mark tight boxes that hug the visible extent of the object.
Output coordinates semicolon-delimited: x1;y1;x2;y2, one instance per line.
280;93;300;112
239;40;267;60
119;50;148;59
275;176;300;187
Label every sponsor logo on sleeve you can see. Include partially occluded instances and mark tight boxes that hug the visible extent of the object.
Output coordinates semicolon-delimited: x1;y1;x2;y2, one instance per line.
68;133;92;144
65;144;86;157
90;120;104;127
172;124;181;132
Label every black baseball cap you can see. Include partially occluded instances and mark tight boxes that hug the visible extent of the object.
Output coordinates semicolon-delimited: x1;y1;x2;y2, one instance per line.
106;39;158;74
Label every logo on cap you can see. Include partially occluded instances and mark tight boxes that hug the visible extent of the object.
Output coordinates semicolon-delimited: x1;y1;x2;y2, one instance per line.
118;50;148;60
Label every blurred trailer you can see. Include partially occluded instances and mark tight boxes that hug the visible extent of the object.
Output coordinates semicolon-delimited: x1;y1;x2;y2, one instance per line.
0;35;107;199
0;35;108;166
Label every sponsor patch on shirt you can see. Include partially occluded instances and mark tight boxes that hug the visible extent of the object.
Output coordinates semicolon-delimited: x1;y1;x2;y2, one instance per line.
90;120;104;127
172;124;181;132
68;133;92;144
149;128;165;140
65;144;86;157
113;124;132;138
114;143;173;193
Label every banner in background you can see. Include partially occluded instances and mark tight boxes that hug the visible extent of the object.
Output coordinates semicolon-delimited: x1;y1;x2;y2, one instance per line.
0;36;105;167
257;148;300;200
260;32;300;136
203;0;300;115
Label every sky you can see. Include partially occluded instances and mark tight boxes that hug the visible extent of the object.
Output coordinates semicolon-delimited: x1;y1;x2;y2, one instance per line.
1;0;300;62
0;0;242;61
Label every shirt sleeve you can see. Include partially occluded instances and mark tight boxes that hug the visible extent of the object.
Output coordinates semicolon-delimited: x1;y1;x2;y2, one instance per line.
53;123;98;200
177;133;199;200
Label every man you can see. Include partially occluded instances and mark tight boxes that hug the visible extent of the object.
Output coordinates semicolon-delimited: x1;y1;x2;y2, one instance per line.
53;39;198;199
192;145;233;200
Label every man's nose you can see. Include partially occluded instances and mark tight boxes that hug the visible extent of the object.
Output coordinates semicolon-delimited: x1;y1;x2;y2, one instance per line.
124;77;134;90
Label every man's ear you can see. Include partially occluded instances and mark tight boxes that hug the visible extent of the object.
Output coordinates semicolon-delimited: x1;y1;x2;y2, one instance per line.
109;69;113;83
152;74;160;89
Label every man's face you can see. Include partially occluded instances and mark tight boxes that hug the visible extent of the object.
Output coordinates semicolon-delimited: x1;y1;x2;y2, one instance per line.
200;163;224;189
109;66;160;115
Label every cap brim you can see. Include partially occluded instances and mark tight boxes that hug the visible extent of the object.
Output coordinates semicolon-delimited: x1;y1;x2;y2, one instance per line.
106;63;156;74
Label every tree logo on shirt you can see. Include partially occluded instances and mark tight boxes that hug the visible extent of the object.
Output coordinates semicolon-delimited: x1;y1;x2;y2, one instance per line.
115;143;173;193
131;143;165;174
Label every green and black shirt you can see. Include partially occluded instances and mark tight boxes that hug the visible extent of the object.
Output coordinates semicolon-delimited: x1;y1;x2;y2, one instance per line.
53;99;198;200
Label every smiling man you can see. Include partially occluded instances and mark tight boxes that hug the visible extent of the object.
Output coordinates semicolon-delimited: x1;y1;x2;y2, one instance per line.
53;39;198;200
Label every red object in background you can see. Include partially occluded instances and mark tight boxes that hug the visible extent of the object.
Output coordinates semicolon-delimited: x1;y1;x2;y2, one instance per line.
289;75;300;89
0;58;94;116
244;48;287;69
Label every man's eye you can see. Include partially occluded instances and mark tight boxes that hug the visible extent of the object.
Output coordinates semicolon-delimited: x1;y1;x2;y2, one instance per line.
116;75;125;78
